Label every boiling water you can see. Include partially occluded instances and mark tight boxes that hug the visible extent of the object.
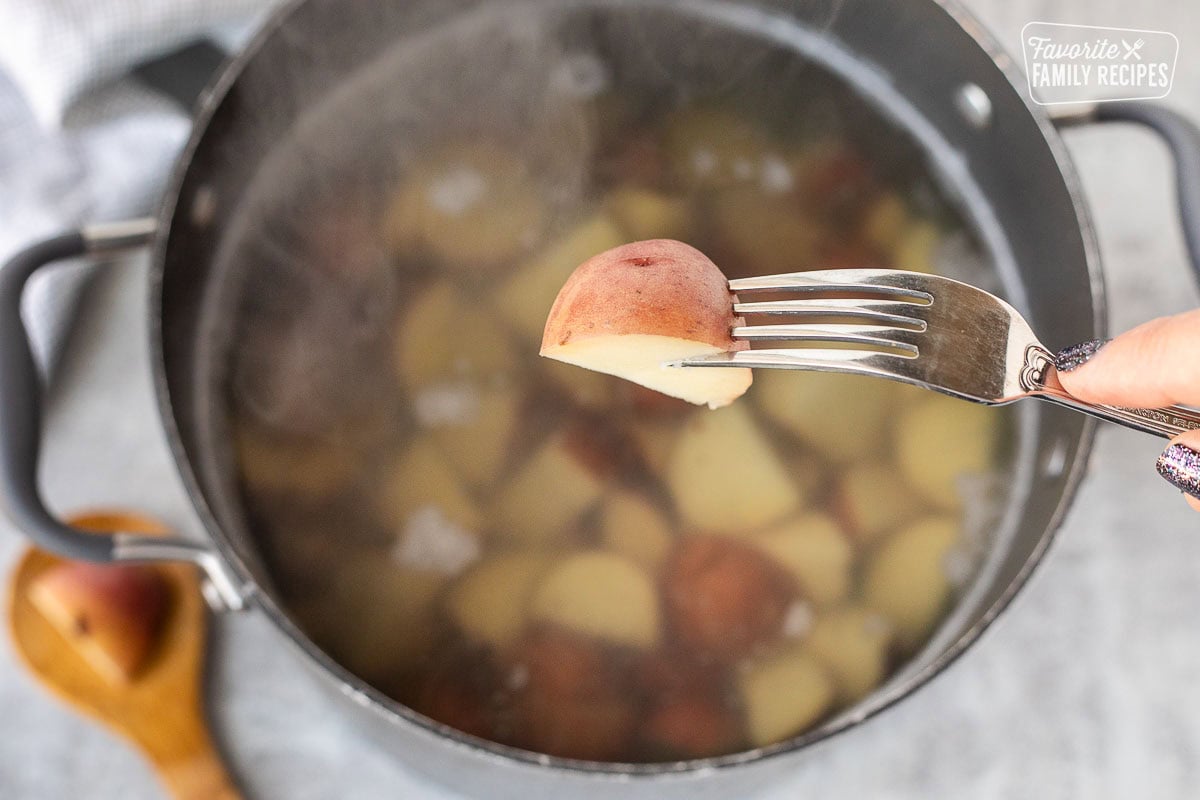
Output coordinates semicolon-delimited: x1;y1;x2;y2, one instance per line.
213;5;1018;763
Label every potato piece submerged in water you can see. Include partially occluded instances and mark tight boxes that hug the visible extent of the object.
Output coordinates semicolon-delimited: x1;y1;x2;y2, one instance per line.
863;516;960;650
754;370;896;464
235;425;358;500
396;280;517;390
599;490;674;569
709;187;822;277
419;384;519;491
806;606;894;703
605;187;693;241
662;107;778;191
738;647;834;746
491;429;607;545
377;438;483;535
539;239;752;409
539;357;616;411
383;142;546;272
496;213;627;343
833;463;923;545
530;551;660;648
512;628;637;761
749;512;853;606
641;699;743;760
663;536;796;661
447;552;551;650
316;557;448;683
668;404;801;534
894;394;996;510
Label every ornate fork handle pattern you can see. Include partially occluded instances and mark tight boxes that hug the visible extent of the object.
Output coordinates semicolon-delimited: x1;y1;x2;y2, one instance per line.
1022;346;1200;439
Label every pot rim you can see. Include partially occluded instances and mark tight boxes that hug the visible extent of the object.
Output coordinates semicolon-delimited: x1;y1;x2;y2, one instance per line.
147;0;1104;777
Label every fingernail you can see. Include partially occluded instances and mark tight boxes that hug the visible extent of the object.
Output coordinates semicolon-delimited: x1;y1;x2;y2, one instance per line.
1156;443;1200;499
1054;339;1109;373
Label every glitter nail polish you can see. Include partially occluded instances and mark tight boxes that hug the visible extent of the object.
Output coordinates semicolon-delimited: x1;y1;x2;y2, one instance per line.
1054;339;1109;373
1156;443;1200;499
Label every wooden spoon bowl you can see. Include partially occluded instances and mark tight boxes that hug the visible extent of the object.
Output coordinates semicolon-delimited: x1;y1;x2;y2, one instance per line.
7;511;240;800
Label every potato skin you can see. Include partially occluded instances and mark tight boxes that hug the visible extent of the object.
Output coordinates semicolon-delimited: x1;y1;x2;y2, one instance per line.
540;239;747;354
512;628;637;761
640;698;743;760
662;536;797;662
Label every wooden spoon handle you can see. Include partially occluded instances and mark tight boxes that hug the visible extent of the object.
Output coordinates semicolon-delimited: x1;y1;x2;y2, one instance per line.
150;731;242;800
131;701;242;800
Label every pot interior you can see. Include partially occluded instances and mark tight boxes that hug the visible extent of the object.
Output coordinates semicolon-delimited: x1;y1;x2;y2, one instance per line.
157;0;1097;771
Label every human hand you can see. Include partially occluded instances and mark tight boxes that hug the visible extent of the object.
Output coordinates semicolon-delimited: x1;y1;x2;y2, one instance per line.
1055;308;1200;511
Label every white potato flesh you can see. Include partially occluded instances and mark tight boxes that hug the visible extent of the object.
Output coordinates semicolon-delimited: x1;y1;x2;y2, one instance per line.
863;516;960;649
754;370;897;464
668;404;801;534
806;606;894;703
446;552;551;649
545;334;751;409
600;491;674;568
750;513;853;606
739;647;835;746
530;552;661;648
491;432;605;545
893;394;996;510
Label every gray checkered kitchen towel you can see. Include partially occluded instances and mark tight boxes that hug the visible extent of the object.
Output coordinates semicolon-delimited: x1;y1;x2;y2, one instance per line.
0;0;283;377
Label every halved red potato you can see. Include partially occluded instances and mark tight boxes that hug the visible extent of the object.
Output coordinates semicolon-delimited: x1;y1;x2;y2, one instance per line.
28;562;168;684
497;213;627;343
540;239;752;409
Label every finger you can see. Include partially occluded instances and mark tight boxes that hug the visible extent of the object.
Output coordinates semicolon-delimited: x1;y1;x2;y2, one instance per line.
1156;429;1200;512
1054;308;1200;408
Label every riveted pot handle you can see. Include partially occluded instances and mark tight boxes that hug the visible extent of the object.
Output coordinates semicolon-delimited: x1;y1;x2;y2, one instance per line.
1072;102;1200;285
0;223;247;609
0;230;110;560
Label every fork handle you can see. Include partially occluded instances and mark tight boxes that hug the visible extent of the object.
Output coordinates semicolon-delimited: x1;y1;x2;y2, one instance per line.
1031;387;1200;439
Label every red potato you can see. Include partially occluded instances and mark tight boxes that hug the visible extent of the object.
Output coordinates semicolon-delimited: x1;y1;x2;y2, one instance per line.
640;698;743;760
513;628;637;761
540;239;752;409
413;671;494;741
28;562;168;684
662;537;796;662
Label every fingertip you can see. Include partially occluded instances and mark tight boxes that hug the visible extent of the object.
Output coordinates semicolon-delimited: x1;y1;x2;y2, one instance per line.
1053;339;1109;374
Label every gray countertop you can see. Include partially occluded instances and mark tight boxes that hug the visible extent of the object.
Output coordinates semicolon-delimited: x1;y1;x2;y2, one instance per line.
3;1;1200;797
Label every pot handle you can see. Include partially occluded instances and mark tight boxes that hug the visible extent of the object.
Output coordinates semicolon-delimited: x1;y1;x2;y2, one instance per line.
0;223;246;611
1068;101;1200;283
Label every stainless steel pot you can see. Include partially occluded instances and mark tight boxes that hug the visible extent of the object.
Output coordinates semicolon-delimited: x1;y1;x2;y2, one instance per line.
4;1;1200;797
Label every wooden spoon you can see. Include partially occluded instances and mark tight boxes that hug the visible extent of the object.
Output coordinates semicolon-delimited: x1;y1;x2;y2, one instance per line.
7;511;241;800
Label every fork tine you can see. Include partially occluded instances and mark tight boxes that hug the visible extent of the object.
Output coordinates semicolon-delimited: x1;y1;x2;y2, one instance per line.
732;298;927;328
673;348;918;377
729;269;935;302
731;323;920;354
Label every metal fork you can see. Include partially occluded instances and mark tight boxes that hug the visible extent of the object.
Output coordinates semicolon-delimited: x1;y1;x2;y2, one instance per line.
675;269;1200;438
